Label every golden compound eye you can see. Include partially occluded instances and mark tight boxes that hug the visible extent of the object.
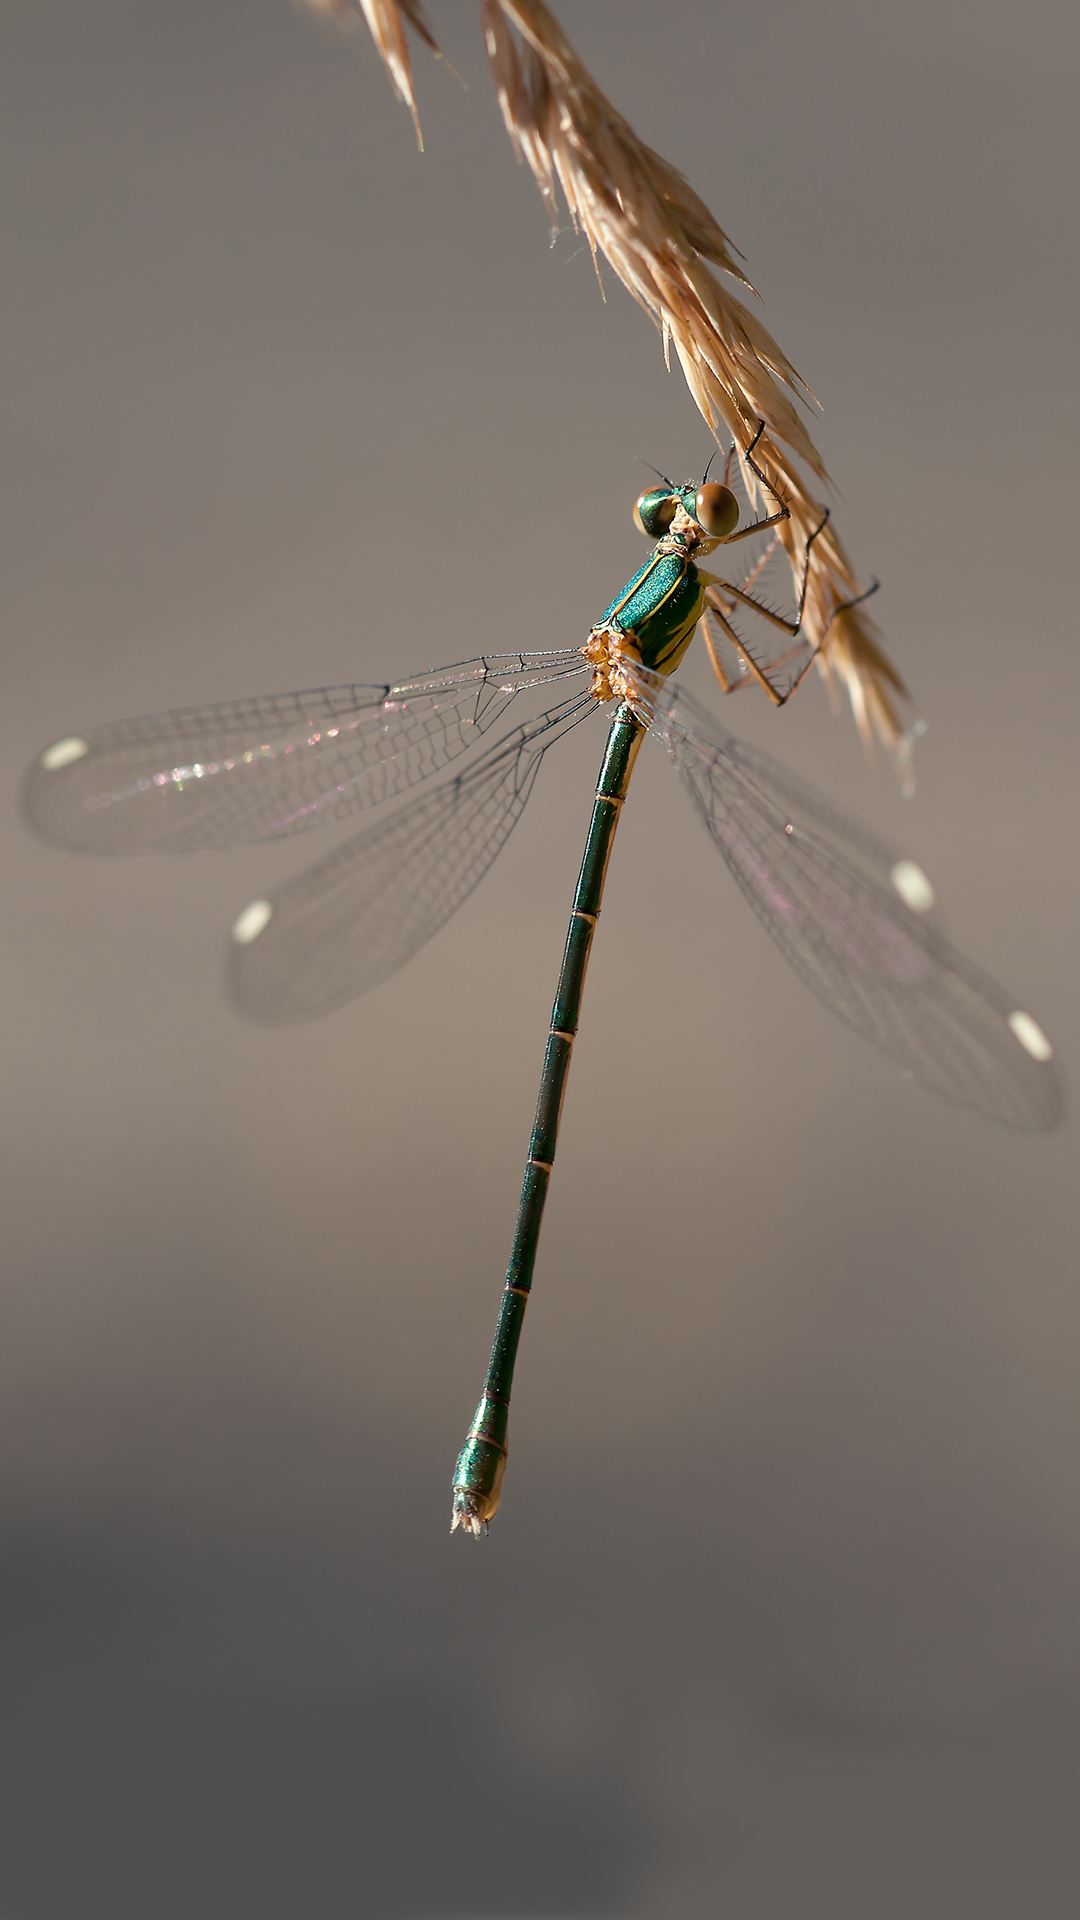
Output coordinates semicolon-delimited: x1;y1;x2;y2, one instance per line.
694;483;739;539
633;489;678;539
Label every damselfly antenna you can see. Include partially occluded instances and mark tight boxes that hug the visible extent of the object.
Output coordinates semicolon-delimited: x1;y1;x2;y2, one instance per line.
637;458;674;489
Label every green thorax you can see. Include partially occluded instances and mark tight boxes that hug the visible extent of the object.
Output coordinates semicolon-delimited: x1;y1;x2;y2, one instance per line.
595;549;705;674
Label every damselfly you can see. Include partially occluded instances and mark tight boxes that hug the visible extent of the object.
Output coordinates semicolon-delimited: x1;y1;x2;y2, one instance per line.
24;433;1063;1534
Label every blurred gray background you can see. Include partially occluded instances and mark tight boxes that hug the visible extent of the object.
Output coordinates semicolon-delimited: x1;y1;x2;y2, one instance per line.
3;1;1079;1913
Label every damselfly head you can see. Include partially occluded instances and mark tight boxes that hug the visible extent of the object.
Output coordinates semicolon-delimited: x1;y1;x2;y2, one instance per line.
633;480;739;546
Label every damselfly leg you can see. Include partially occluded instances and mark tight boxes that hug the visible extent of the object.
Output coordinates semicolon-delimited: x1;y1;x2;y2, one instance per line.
690;420;830;705
702;510;831;704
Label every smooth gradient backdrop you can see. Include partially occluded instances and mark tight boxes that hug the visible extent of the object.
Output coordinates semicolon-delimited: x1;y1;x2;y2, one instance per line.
3;2;1079;1914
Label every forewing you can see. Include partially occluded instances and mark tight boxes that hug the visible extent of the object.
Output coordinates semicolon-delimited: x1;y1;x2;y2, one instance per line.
621;660;1063;1132
24;652;588;855
227;695;596;1022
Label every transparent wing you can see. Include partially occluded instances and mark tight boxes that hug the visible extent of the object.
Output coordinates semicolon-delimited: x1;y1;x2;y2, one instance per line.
620;659;1063;1132
23;651;590;856
227;693;598;1023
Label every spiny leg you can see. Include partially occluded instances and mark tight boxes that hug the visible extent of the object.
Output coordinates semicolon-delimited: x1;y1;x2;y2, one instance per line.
720;419;791;543
702;506;831;707
731;528;790;601
703;602;819;706
702;608;814;699
701;610;749;695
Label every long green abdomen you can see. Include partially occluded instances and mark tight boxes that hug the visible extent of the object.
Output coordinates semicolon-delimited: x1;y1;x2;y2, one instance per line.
596;551;705;673
450;708;645;1535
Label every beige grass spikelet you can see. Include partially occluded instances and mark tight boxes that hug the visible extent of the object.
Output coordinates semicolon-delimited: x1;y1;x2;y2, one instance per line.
301;0;920;779
301;0;441;148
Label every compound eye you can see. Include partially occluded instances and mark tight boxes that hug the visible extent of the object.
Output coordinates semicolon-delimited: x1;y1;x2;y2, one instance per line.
633;489;678;539
694;483;739;539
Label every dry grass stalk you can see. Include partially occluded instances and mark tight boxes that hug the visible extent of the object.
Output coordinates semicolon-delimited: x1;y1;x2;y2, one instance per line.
300;0;440;147
302;0;919;780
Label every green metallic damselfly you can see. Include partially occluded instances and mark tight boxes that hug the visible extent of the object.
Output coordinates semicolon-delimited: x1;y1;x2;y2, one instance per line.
24;433;1063;1535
